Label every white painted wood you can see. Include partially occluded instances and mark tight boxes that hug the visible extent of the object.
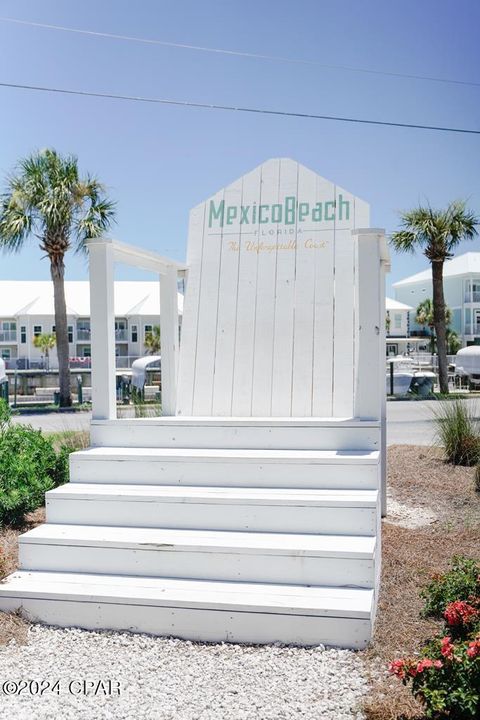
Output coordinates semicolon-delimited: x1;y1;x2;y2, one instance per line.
111;239;186;275
0;572;374;648
90;417;381;451
192;186;225;414
353;231;382;419
332;228;355;417
311;175;336;416
69;447;380;489
6;159;390;650
88;240;116;420
177;158;374;418
0;571;374;618
211;176;243;415
270;159;298;415
46;484;378;535
19;525;376;587
291;165;315;415
176;203;206;415
231;164;262;415
159;264;179;415
251;159;281;415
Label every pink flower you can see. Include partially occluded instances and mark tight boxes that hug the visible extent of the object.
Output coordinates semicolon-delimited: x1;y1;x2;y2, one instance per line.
444;601;478;627
440;636;455;659
416;658;443;673
466;639;480;659
388;659;407;679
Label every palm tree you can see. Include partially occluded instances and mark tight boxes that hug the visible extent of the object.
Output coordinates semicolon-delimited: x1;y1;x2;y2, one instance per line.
144;325;161;355
391;202;478;393
446;328;461;355
0;149;115;406
415;298;452;354
33;332;56;371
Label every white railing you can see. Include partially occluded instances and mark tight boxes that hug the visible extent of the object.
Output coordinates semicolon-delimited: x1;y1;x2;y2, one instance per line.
87;238;187;420
0;331;17;342
464;292;480;303
464;324;480;336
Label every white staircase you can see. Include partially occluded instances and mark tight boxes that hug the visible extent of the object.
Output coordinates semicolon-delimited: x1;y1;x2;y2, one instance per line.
0;417;380;649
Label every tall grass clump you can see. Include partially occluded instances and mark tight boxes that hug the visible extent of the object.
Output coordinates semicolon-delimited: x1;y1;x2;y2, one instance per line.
433;400;480;466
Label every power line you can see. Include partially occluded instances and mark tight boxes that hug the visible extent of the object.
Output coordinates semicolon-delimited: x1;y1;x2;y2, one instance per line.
1;80;479;135
1;15;479;90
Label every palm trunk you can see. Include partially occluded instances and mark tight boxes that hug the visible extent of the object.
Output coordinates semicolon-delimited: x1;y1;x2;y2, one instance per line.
50;258;72;407
432;260;449;394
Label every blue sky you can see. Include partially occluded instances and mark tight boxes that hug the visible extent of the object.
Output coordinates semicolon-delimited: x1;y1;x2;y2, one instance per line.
0;0;479;293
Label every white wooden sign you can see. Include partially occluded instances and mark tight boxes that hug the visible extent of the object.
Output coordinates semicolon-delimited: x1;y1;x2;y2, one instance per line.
177;158;370;417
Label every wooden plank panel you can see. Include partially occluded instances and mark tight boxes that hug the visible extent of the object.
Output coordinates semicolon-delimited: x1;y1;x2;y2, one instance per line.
271;159;299;416
176;203;206;415
291;164;319;416
332;224;355;417
192;188;225;414
212;177;243;415
231;165;262;415
251;159;281;415
309;173;336;416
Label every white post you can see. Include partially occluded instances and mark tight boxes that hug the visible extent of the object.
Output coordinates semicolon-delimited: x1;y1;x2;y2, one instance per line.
353;228;388;515
88;239;116;420
353;230;384;420
160;265;179;415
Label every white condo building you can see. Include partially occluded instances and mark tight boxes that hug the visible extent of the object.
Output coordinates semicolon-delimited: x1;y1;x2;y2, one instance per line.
0;281;183;369
394;252;480;347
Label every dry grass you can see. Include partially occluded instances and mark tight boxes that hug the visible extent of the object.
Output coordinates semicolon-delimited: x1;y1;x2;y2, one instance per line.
363;445;480;720
0;507;45;646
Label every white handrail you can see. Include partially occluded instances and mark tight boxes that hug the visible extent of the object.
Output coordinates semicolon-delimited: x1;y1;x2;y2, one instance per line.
87;238;186;420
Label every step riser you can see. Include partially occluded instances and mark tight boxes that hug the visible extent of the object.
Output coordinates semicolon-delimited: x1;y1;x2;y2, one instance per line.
70;458;379;489
91;423;380;451
19;544;375;588
46;498;378;535
0;597;372;649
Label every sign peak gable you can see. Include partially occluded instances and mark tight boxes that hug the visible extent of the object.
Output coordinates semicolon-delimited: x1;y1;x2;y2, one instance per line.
196;158;368;212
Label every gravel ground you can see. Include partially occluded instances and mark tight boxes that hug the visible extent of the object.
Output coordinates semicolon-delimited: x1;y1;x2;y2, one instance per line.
0;625;368;720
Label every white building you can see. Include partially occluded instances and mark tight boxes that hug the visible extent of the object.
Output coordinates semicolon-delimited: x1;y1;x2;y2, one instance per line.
0;281;183;369
394;252;480;347
385;297;414;355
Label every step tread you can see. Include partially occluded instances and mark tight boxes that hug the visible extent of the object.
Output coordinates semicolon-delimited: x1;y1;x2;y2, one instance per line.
92;417;380;428
0;571;374;618
48;484;379;507
20;524;376;558
73;447;380;464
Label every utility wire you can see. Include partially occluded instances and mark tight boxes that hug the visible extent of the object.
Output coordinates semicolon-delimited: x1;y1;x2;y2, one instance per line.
0;80;479;135
1;15;479;90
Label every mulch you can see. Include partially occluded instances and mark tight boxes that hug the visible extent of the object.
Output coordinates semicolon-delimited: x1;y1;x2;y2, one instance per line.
362;445;480;720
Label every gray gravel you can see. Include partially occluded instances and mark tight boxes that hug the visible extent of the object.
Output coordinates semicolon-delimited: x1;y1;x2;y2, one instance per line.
0;625;368;719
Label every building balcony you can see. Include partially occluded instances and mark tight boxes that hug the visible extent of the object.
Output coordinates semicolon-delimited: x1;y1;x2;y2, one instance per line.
115;329;128;341
76;329;91;341
0;331;17;342
465;324;480;336
464;292;480;303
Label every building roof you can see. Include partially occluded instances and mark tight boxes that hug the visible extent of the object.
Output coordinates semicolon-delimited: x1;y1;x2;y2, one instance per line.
393;252;480;287
386;297;412;311
0;281;184;317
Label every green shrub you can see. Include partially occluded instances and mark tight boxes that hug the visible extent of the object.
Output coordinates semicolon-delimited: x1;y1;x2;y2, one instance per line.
0;399;11;431
421;556;480;618
433;400;480;466
390;637;480;719
390;556;480;719
0;408;71;526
